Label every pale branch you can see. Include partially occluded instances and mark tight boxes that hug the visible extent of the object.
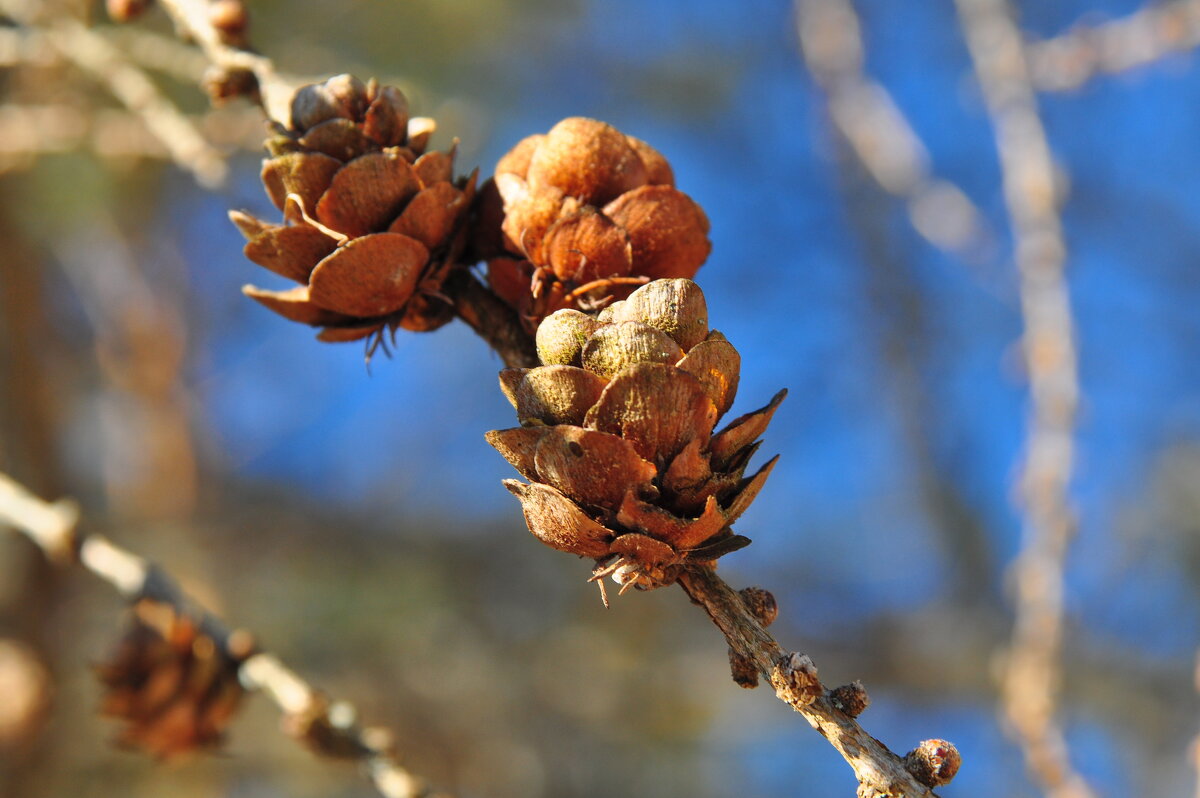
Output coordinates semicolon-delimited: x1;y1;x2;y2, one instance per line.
0;472;451;798
0;103;263;174
953;2;1093;797
794;0;990;258
677;567;954;797
1027;0;1200;92
155;0;295;123
108;25;213;83
0;26;56;66
0;6;229;186
0;25;208;80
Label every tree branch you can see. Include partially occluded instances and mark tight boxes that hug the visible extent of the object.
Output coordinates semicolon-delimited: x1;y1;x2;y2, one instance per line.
0;472;452;798
677;567;953;797
444;268;539;369
794;0;990;258
0;103;263;175
953;1;1093;797
2;11;231;186
155;0;295;123
1027;0;1200;92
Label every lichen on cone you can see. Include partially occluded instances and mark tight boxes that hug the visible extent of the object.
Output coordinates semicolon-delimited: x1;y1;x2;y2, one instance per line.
95;600;251;758
233;74;477;344
486;278;784;600
474;117;712;334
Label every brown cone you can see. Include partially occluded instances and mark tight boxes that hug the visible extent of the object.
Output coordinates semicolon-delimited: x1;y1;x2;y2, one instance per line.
95;601;251;759
234;75;477;345
478;118;711;333
486;279;783;598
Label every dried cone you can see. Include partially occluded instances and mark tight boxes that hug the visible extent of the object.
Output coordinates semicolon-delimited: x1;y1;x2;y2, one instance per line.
486;279;784;599
479;117;711;333
234;75;477;344
95;600;250;758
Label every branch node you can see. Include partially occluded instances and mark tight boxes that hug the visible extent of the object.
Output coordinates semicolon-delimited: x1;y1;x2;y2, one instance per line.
726;586;779;688
903;738;961;788
770;652;822;708
728;647;760;689
829;680;870;718
282;691;373;760
738;586;779;626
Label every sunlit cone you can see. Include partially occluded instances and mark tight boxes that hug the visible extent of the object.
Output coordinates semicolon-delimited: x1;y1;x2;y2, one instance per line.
486;279;784;601
475;117;711;333
234;75;477;349
96;600;251;759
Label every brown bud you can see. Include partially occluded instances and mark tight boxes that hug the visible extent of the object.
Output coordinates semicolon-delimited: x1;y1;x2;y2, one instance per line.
209;0;249;41
829;680;870;717
282;693;370;760
106;0;151;22
728;649;759;689
738;586;778;627
903;738;961;787
201;65;260;106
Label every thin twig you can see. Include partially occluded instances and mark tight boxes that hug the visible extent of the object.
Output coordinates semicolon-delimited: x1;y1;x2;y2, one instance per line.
1027;0;1200;92
677;567;948;797
0;27;56;66
0;26;209;80
0;472;451;798
795;0;990;257
155;0;294;123
109;25;213;83
0;103;264;174
953;2;1094;797
0;9;230;186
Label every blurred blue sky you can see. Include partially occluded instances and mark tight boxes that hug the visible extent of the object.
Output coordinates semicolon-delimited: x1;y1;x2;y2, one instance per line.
155;0;1200;794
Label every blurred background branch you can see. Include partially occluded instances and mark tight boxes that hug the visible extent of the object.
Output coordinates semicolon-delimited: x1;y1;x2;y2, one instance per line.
0;472;450;798
1028;0;1200;92
795;0;991;260
954;1;1093;797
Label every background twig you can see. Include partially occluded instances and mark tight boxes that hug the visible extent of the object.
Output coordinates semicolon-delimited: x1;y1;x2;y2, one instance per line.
953;1;1094;797
155;0;294;122
795;0;990;258
1027;0;1200;92
0;10;230;186
0;472;451;798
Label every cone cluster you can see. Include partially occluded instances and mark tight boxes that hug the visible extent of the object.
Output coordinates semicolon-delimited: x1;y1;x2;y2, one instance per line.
486;279;783;597
234;74;476;342
479;117;712;332
96;601;249;758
